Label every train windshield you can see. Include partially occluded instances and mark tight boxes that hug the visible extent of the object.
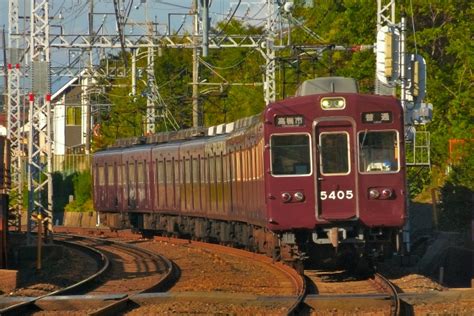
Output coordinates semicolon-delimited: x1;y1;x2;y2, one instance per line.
271;134;311;176
359;130;399;173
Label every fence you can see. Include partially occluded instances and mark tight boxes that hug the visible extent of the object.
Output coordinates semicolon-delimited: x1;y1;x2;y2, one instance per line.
52;154;91;174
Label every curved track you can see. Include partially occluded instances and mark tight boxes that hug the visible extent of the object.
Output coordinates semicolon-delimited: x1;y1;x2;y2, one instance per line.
50;228;306;314
0;233;176;316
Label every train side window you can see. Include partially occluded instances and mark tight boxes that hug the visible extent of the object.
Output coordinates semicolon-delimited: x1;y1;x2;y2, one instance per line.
157;159;164;184
319;132;350;175
359;130;399;173
107;164;114;186
129;162;137;202
98;166;105;186
271;134;311;176
121;163;127;197
137;162;145;201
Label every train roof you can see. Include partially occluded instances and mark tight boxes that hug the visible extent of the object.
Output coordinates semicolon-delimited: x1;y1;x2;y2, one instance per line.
295;77;358;96
105;113;262;150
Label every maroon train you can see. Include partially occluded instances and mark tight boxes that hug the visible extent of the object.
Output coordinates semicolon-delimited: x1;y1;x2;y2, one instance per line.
93;77;407;267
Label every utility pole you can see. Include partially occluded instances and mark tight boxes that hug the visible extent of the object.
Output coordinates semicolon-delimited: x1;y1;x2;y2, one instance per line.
84;0;94;155
200;0;210;57
192;0;201;127
7;0;23;231
28;0;53;243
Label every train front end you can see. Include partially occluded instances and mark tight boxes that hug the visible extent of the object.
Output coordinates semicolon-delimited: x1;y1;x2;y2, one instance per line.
263;77;407;261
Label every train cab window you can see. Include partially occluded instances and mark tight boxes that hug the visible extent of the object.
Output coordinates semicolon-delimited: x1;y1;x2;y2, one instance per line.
359;130;399;173
271;134;311;176
319;133;350;175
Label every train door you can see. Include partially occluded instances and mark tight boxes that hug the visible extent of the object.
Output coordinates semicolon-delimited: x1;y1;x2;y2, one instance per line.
314;119;358;221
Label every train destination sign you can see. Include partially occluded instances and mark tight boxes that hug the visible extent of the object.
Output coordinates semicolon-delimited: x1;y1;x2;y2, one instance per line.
362;111;392;124
275;115;305;127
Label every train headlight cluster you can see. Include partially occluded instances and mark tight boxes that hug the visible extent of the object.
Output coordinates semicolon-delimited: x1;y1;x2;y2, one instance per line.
369;188;394;200
281;191;305;203
321;97;346;110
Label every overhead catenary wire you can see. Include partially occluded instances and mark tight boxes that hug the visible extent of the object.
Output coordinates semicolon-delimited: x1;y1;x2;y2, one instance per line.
409;0;418;56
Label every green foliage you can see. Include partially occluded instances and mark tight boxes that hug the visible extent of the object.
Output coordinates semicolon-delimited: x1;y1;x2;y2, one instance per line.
72;171;92;205
52;172;75;213
407;167;431;199
438;142;473;232
64;170;92;213
405;2;473;166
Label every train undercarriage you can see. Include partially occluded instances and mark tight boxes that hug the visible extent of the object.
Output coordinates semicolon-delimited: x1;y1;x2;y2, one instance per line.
99;211;400;273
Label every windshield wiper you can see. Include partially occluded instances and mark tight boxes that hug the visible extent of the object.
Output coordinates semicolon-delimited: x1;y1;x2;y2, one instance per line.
360;129;368;150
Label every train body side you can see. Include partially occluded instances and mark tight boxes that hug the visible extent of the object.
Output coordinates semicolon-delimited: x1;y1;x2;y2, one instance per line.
93;127;268;228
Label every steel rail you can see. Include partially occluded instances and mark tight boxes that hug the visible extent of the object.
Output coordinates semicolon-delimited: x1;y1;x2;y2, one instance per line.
374;272;401;316
0;235;110;316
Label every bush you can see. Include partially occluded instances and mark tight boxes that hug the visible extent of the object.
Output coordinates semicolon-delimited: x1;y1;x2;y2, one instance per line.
64;170;93;212
407;167;431;199
438;142;474;232
72;171;92;205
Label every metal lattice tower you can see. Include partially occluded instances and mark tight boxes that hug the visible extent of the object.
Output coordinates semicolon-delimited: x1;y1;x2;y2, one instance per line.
375;0;396;95
28;0;53;242
263;0;277;105
7;0;23;230
145;22;156;134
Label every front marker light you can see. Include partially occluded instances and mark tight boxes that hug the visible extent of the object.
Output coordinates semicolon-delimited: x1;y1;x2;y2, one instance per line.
381;188;393;198
281;192;292;202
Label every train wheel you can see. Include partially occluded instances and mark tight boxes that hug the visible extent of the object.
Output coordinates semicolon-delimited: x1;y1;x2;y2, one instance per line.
141;230;154;239
247;236;257;252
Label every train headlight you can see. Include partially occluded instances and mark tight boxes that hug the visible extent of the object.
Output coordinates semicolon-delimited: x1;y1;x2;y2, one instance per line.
381;188;393;198
281;192;292;202
293;192;305;202
369;188;380;199
321;97;346;110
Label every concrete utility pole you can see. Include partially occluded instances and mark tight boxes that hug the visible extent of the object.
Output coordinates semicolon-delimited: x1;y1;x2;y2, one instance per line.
200;0;210;57
28;0;53;243
84;0;94;155
7;0;23;231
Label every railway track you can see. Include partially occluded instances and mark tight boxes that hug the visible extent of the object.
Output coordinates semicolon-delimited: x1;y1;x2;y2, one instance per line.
3;228;409;315
0;233;176;315
302;268;401;315
45;228;306;314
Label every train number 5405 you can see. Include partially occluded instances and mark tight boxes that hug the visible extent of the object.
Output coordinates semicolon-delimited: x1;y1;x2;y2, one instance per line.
320;190;353;200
